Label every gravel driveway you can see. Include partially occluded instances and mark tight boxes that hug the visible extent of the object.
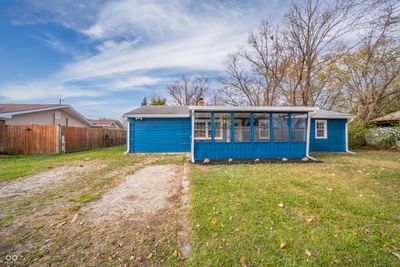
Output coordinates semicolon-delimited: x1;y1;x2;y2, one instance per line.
85;164;182;222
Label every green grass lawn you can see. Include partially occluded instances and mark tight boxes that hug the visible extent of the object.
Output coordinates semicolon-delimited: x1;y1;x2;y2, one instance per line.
0;146;131;182
188;151;400;266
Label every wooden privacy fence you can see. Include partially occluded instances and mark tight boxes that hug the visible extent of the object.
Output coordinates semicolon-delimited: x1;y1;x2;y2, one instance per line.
0;125;126;155
61;127;126;152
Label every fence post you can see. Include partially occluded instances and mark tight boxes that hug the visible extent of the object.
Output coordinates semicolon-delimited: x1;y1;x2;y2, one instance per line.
61;135;66;153
55;125;60;154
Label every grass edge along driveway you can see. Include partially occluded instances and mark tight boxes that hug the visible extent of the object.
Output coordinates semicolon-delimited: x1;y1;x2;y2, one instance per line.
188;151;400;266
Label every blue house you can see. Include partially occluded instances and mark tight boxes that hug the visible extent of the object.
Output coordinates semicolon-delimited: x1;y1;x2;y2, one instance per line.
124;106;353;162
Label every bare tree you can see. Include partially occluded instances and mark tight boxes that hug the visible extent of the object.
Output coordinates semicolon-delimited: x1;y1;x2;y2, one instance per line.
167;75;208;106
219;21;289;106
337;1;400;121
281;0;374;107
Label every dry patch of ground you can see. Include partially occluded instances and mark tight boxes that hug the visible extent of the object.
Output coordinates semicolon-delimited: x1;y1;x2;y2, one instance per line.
0;150;187;266
85;164;181;222
0;162;105;199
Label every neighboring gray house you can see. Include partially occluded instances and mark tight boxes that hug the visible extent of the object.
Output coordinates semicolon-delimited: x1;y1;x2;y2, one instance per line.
0;104;92;127
89;119;125;129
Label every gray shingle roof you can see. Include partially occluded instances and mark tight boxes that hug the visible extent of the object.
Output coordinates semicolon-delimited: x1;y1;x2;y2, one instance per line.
0;104;65;113
124;106;189;116
311;110;353;119
124;106;353;119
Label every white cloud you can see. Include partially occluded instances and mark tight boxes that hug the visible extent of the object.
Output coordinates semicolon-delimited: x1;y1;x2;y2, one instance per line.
110;76;164;90
57;0;266;82
0;81;101;101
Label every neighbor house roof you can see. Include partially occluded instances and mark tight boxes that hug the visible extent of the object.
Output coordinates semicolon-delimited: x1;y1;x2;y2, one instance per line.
373;110;400;122
0;103;92;126
89;119;124;128
0;104;64;113
89;119;115;125
124;105;354;119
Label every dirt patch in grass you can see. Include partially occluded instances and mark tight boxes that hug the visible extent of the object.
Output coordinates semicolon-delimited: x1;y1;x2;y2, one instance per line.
0;151;187;266
84;164;182;222
0;162;105;200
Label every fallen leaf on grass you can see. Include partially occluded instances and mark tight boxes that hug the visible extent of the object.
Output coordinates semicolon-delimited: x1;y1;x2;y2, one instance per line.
277;203;284;208
211;218;217;225
305;249;312;257
279;241;287;249
306;216;314;224
239;256;248;267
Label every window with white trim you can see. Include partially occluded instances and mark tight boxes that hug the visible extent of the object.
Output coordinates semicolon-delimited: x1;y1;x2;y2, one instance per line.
315;120;327;139
254;113;270;142
214;113;231;142
194;112;211;140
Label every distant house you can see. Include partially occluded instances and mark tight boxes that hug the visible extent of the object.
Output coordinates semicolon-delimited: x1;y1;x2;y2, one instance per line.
89;119;125;129
124;105;354;162
373;110;400;126
0;104;91;127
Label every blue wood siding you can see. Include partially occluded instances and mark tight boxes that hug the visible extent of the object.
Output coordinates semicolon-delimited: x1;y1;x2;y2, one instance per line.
130;118;191;153
194;142;306;160
310;119;346;152
193;112;307;160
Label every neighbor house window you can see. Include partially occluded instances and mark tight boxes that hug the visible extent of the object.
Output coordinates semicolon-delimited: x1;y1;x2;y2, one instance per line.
194;112;211;140
234;113;251;142
214;113;231;142
292;113;307;142
0;120;5;125
315;120;327;139
254;113;270;142
272;113;289;142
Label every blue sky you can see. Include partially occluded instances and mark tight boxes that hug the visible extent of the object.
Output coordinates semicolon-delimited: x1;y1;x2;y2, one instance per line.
0;0;289;119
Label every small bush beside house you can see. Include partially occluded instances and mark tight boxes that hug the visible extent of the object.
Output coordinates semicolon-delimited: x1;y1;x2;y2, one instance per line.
348;119;369;149
365;127;400;148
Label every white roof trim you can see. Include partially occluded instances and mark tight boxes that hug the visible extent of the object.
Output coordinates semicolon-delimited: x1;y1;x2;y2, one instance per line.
130;114;190;118
0;105;93;126
188;106;319;112
311;114;354;119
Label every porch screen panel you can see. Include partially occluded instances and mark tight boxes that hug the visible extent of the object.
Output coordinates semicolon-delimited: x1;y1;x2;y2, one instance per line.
291;113;307;142
272;113;289;142
214;113;231;142
194;112;211;140
254;113;270;142
234;113;251;142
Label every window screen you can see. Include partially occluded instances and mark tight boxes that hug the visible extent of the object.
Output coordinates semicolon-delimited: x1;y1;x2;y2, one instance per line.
272;113;289;142
234;113;251;142
291;113;307;142
254;113;270;142
214;113;231;142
